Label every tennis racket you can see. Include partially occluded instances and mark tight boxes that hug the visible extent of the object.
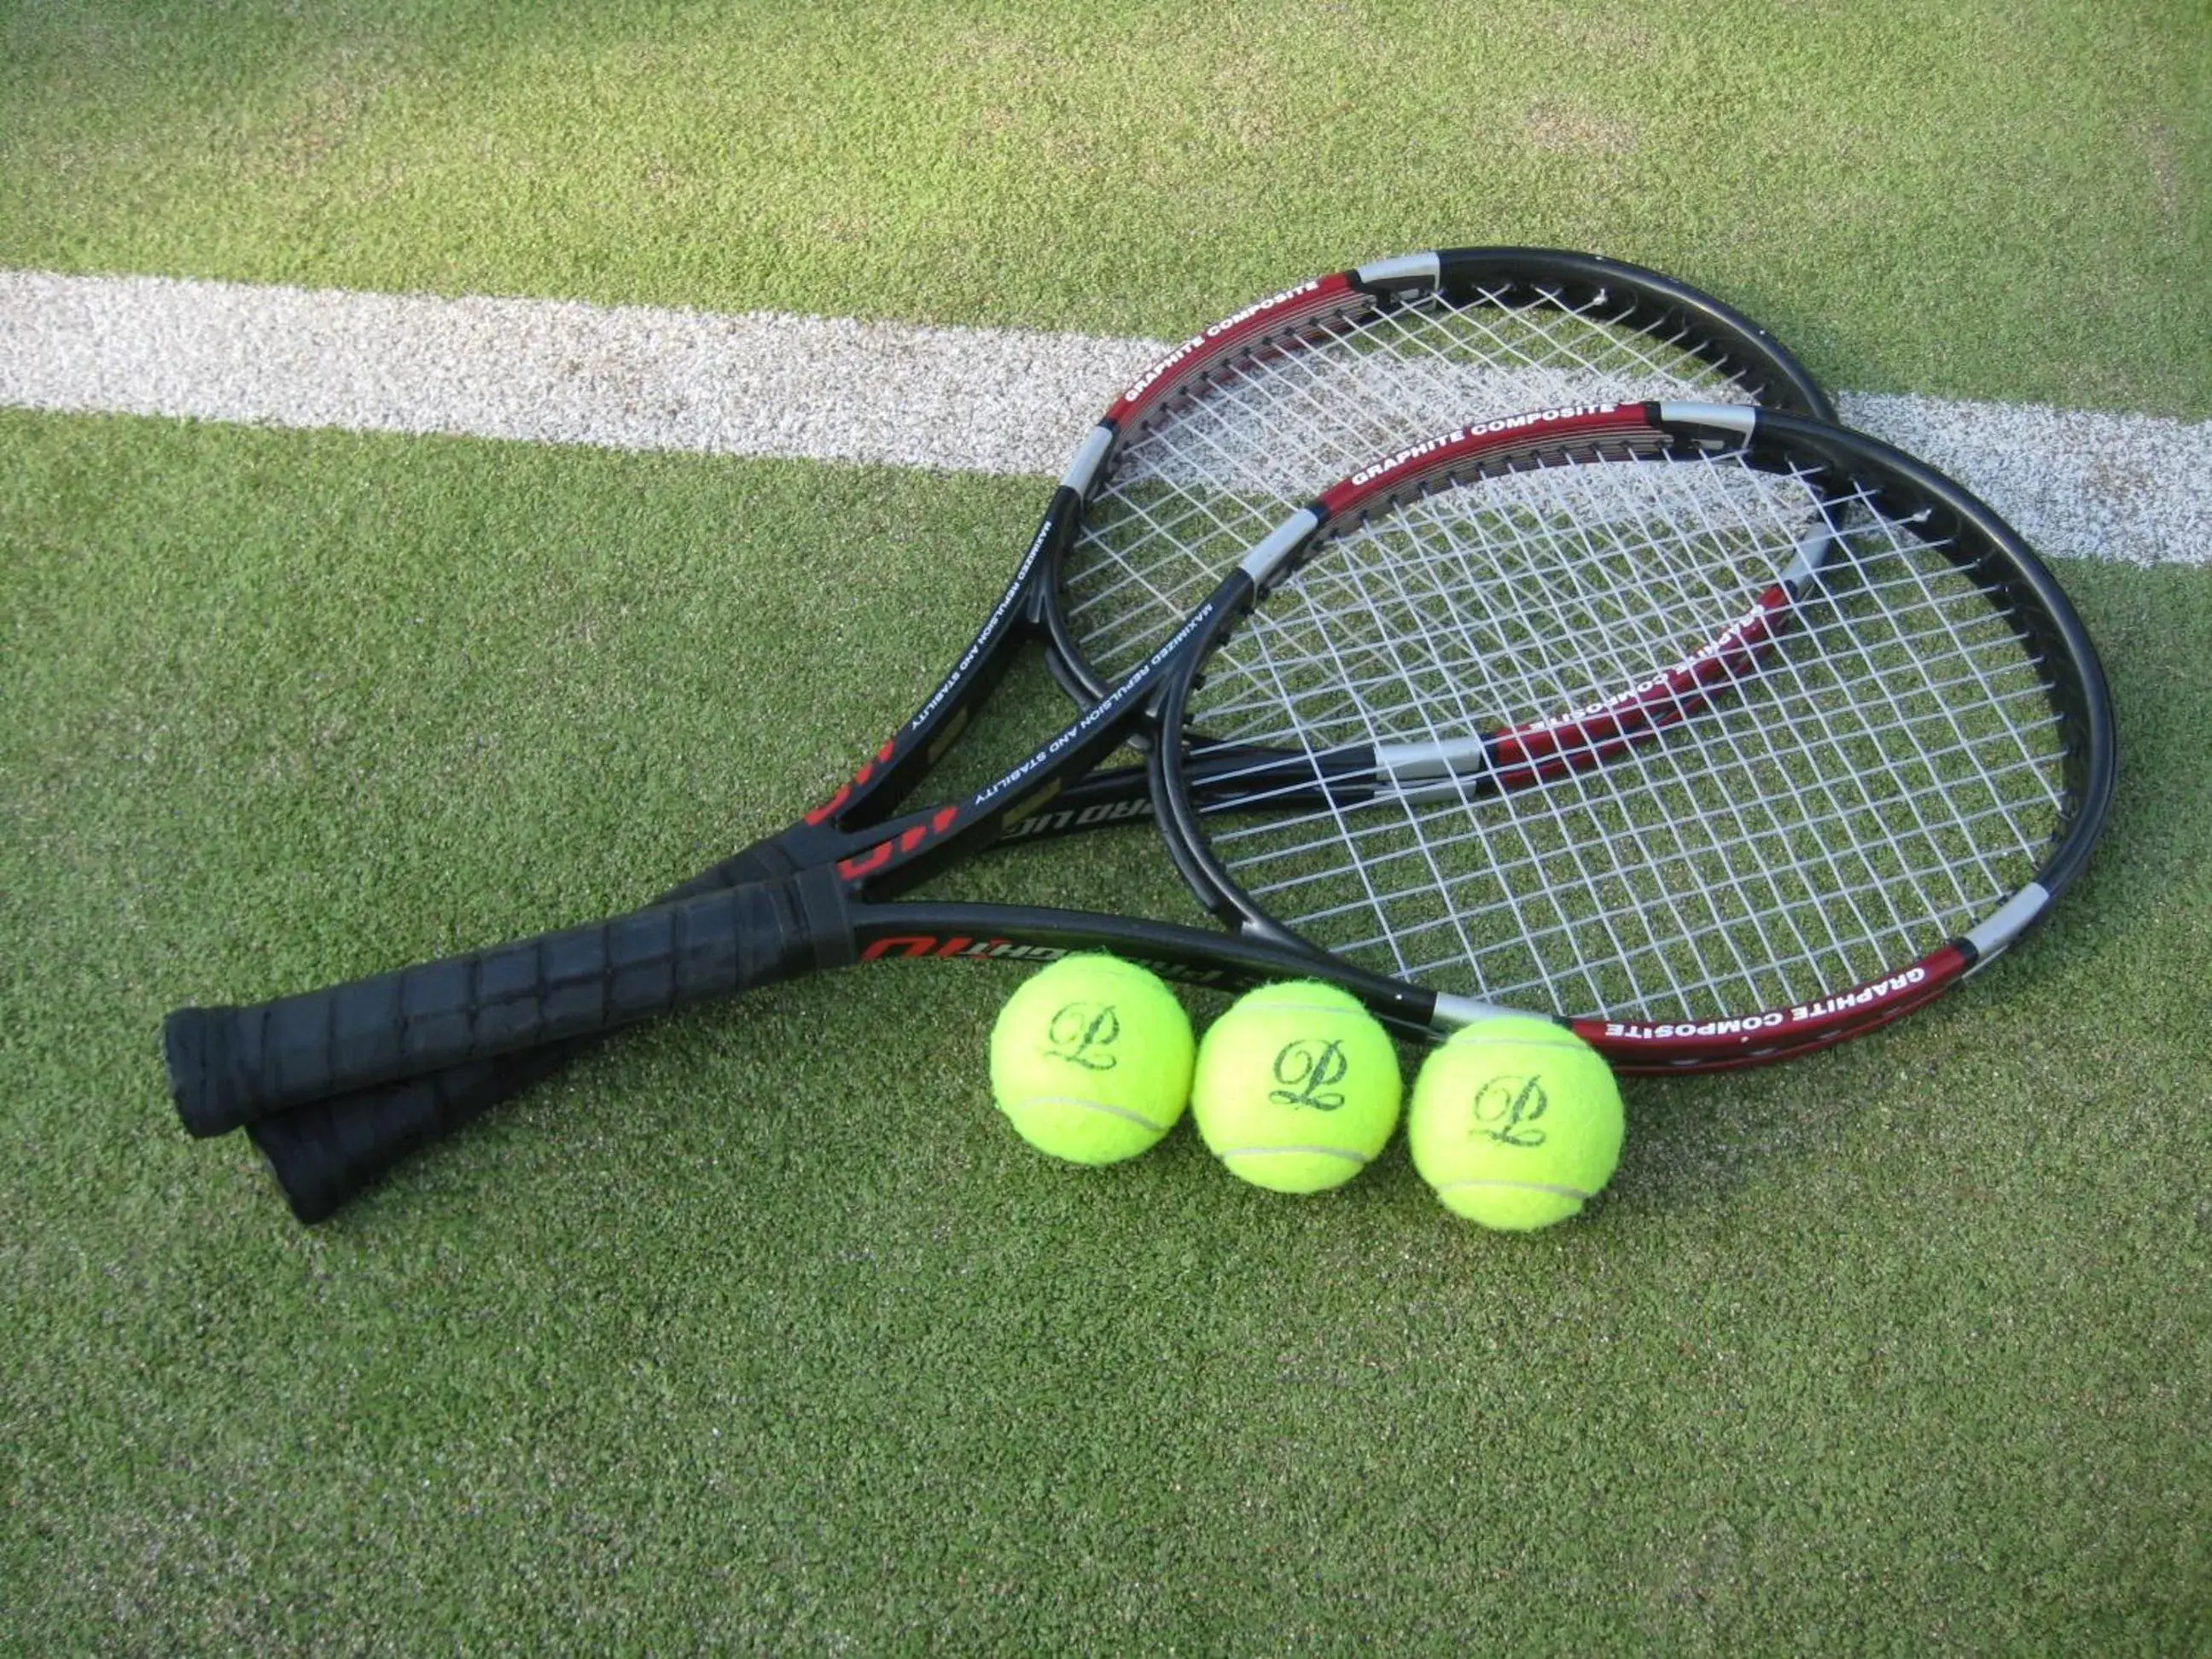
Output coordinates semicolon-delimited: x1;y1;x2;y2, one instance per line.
203;247;1838;1219
167;404;2114;1186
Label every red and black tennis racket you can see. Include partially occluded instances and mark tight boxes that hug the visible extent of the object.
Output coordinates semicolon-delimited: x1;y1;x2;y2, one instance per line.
168;403;2113;1220
179;247;1841;1220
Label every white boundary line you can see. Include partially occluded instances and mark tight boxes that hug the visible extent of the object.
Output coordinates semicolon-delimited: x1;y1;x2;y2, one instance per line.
3;270;2205;567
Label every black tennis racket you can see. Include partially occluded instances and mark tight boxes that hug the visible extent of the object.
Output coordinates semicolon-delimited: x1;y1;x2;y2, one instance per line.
199;247;1838;1220
167;404;2113;1205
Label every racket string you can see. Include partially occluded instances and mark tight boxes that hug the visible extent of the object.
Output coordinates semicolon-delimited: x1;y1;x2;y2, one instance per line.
1186;451;2069;1023
1062;287;1750;684
1212;454;1836;1013
1209;451;1827;1015
1202;460;1821;742
1328;469;1798;1013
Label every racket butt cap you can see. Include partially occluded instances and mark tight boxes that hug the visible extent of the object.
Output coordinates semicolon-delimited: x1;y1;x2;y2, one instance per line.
165;1006;236;1138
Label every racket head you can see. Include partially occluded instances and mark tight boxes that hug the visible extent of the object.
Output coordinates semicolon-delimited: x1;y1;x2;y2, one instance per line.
1150;402;2115;1068
1041;247;1835;699
803;247;1831;841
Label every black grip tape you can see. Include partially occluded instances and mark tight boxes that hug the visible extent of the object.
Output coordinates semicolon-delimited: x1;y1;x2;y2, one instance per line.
251;870;854;1220
799;863;860;975
168;874;844;1136
243;1058;549;1224
224;839;821;1217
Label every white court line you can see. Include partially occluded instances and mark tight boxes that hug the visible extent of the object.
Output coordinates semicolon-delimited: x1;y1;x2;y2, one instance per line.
2;269;2205;567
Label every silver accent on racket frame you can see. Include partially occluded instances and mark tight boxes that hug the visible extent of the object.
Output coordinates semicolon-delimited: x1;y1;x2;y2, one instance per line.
1659;401;1760;435
1238;509;1324;588
1372;736;1493;784
1060;423;1117;495
1779;527;1833;591
1964;883;2052;963
1354;251;1443;289
1429;992;1526;1033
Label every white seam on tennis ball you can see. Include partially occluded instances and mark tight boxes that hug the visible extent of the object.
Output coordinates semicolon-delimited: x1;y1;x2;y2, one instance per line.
1215;1144;1369;1166
1215;998;1371;1021
1004;1094;1169;1131
1436;1179;1593;1200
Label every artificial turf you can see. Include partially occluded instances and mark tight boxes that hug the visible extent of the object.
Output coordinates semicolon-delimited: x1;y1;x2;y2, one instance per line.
3;410;2208;1648
3;0;2207;1646
2;0;2207;418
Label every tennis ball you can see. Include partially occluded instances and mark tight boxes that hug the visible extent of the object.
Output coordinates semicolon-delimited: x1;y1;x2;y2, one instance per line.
1190;981;1402;1193
1407;1016;1625;1231
989;955;1195;1165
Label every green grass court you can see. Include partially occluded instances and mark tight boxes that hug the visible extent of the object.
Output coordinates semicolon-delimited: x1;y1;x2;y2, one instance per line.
4;3;2209;1650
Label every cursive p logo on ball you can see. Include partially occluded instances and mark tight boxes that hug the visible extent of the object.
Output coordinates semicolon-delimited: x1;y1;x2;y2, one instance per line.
1470;1075;1549;1148
1045;1001;1121;1072
1269;1039;1348;1111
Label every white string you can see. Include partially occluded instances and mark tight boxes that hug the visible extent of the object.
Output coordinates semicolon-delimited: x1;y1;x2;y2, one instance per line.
1186;447;2069;1023
1062;284;1749;683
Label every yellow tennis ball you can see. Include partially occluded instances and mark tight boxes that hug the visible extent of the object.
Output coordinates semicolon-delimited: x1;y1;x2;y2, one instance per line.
989;955;1195;1165
1407;1016;1625;1231
1190;981;1402;1193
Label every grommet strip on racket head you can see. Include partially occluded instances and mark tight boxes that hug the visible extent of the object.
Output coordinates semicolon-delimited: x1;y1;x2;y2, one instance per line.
165;402;2111;1167
190;248;1834;1221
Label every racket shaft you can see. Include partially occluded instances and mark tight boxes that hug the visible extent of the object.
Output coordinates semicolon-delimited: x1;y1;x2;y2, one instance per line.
167;879;835;1132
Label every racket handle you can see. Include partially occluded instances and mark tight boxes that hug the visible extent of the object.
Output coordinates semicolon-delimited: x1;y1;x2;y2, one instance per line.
166;873;848;1137
225;841;817;1215
245;1050;573;1222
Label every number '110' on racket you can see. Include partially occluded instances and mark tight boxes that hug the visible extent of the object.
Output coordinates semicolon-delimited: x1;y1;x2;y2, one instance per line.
166;401;2115;1166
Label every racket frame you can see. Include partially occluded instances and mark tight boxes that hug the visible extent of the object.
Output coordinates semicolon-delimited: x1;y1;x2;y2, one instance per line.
1155;402;2117;1063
